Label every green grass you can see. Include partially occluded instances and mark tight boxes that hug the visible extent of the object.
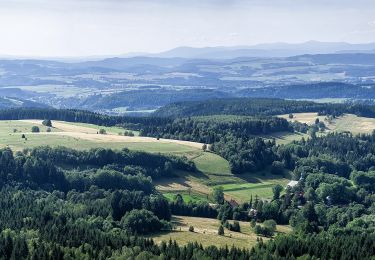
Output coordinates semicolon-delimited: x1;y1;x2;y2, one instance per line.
66;121;140;136
174;151;290;202
262;131;308;145
218;174;289;201
163;192;209;203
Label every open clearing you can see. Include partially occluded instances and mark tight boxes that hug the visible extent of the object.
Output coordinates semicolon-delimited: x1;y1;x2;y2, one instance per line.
279;113;375;134
148;215;291;249
262;131;309;145
18;120;203;149
155;151;290;203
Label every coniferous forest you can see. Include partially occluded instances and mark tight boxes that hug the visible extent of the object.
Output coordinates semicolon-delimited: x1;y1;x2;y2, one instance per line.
0;99;374;259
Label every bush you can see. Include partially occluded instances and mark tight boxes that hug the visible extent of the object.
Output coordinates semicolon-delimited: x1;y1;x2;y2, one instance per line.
229;221;241;232
250;219;256;228
212;186;224;204
99;129;106;134
124;131;135;137
263;219;277;231
253;220;277;237
189;226;194;232
31;126;40;133
218;225;224;236
42;119;52;127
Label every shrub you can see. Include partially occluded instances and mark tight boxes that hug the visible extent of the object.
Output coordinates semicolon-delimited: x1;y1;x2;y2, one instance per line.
229;221;241;232
99;129;106;134
124;131;135;137
42;119;52;127
31;126;40;133
250;219;256;228
189;226;194;232
253;219;277;237
218;225;224;236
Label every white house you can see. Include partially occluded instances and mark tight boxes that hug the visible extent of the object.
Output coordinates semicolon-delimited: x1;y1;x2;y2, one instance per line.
286;180;299;188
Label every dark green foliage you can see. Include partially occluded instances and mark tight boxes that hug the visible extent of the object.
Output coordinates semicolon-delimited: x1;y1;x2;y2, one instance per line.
121;209;165;234
272;184;283;200
228;221;241;232
169;194;217;218
140;115;291;143
351;171;375;192
213;186;224;204
218;225;224;235
212;136;276;174
31;126;40;132
42;119;52;127
153;97;375;118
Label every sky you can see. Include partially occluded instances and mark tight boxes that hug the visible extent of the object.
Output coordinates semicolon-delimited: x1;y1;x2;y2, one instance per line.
0;0;374;57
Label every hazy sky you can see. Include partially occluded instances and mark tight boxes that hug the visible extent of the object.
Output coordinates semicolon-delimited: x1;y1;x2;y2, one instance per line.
0;0;374;57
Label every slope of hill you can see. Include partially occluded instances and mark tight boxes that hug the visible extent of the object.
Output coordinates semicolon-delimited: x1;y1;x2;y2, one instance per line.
0;96;49;109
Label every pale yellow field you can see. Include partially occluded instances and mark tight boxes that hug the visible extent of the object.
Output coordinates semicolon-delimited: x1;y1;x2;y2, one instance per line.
19;120;203;149
149;215;291;249
279;113;375;134
278;112;326;125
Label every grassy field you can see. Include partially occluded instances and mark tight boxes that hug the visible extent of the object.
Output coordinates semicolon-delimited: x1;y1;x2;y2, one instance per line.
0;120;201;154
262;131;309;145
148;215;291;249
163;192;210;203
157;151;289;203
279;113;375;134
219;175;289;201
278;112;326;125
66;121;140;136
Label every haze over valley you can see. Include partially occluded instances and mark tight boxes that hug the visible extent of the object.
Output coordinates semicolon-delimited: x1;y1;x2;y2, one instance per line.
1;42;375;114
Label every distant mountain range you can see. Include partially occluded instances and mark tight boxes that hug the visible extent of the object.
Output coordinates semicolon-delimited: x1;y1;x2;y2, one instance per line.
1;41;375;61
152;41;375;59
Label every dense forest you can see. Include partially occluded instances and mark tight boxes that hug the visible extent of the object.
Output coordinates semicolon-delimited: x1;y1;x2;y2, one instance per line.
140;115;291;143
0;133;374;259
153;97;375;118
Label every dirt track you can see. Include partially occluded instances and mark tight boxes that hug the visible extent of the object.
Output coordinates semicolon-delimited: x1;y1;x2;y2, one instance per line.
20;120;203;149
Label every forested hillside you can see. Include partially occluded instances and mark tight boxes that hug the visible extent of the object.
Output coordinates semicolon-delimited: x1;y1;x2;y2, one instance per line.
0;100;374;259
0;132;374;258
0;97;48;109
153;98;375;118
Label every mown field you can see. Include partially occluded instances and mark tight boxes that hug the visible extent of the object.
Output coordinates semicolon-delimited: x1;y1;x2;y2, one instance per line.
279;112;375;134
148;215;292;249
0;120;290;203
